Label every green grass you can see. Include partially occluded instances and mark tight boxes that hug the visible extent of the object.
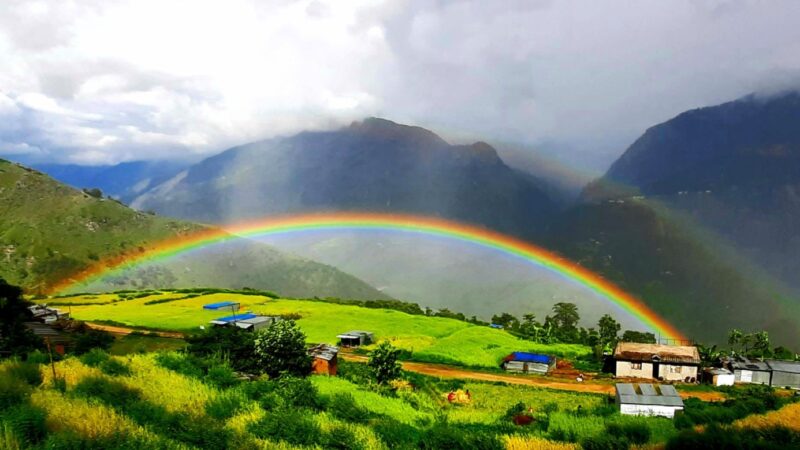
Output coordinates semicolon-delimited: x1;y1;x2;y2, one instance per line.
109;335;186;356
48;291;592;368
312;376;432;425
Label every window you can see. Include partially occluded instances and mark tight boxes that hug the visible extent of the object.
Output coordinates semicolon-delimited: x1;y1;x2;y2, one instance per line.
669;365;682;374
631;362;642;370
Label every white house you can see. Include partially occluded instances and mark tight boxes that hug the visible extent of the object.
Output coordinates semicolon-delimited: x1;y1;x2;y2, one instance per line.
703;368;735;386
615;383;684;418
614;342;701;382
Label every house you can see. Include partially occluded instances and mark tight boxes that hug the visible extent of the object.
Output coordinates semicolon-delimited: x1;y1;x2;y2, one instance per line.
613;342;700;382
209;311;280;332
615;383;684;418
308;344;339;375
28;305;69;324
501;352;555;375
702;367;735;386
765;360;800;390
728;357;772;385
24;322;72;355
336;331;373;347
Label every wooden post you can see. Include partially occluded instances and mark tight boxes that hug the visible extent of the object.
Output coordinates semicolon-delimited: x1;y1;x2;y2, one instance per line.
44;337;57;384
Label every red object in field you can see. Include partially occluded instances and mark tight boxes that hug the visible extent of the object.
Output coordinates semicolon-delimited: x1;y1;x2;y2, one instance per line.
513;414;534;426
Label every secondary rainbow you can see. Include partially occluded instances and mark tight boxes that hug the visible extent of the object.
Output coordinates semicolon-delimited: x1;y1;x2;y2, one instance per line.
52;212;686;340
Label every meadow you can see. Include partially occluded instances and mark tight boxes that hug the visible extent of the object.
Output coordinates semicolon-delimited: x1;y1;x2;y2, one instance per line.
0;353;687;449
40;291;591;369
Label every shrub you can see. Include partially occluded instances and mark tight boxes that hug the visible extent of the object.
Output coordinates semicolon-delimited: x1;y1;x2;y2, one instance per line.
80;348;110;367
0;374;30;411
368;341;402;385
327;393;371;423
204;364;239;389
580;433;630;450
99;359;131;377
420;422;503;450
606;422;650;445
1;404;47;444
373;418;422;449
25;351;49;365
274;376;320;409
205;390;247;420
73;376;141;409
154;352;205;378
325;424;364;450
253;320;311;378
4;361;42;386
248;408;323;446
73;329;115;355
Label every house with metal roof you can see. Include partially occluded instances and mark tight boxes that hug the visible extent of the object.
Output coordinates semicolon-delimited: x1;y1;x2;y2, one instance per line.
765;359;800;390
702;367;735;386
24;322;72;355
308;344;339;375
613;342;701;382
336;331;374;347
728;356;773;385
615;383;684;418
501;352;556;375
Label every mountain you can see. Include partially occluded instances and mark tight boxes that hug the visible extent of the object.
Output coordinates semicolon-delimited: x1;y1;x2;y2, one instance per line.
132;118;559;238
548;92;800;344
0;158;387;299
582;92;800;293
32;160;186;204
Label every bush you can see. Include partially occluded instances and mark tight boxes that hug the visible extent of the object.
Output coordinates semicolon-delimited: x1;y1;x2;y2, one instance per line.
186;326;258;373
1;404;47;444
73;329;114;355
205;390;247;420
80;348;110;367
274;376;320;409
606;422;650;445
327;393;371;423
99;359;132;377
248;408;323;446
73;376;141;409
154;352;205;378
420;422;503;450
4;361;42;386
253;320;311;378
325;424;364;450
666;423;800;450
373;418;422;449
580;433;630;450
204;364;239;389
368;341;402;385
25;350;49;365
0;374;30;411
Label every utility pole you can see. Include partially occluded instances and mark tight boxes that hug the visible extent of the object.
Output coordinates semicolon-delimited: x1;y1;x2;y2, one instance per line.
44;337;57;386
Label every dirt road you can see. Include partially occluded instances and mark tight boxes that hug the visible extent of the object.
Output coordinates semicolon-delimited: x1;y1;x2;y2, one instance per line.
341;354;724;401
86;322;185;339
87;322;723;401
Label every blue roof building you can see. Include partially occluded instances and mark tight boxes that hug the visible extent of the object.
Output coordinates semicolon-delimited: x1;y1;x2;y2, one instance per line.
501;352;556;375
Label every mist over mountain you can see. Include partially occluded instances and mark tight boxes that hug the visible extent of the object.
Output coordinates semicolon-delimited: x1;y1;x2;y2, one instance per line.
0;159;386;299
32;160;186;204
132;118;560;238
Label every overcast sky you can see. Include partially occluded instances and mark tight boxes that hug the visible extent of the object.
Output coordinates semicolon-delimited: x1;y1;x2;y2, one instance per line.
2;0;800;172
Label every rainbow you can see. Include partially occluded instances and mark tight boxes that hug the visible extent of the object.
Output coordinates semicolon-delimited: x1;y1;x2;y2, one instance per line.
52;212;685;340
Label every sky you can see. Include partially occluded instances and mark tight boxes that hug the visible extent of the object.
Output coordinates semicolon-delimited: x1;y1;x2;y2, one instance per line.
1;0;800;172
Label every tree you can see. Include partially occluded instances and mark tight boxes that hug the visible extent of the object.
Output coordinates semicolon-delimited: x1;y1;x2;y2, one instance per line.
598;314;621;346
0;278;43;356
621;330;656;344
491;313;519;331
751;331;770;358
187;326;259;372
82;188;103;198
254;320;311;378
367;341;402;385
550;302;580;342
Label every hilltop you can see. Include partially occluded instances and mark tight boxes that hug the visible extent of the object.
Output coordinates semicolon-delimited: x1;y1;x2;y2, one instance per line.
0;159;387;299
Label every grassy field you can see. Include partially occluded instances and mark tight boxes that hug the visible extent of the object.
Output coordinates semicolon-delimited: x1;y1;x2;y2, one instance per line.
0;353;699;449
43;291;591;368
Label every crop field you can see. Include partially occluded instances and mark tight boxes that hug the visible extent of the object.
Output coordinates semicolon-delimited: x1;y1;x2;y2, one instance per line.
0;353;692;449
41;291;591;368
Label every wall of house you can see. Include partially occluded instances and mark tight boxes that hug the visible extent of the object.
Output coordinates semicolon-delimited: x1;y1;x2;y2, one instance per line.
658;364;698;382
619;403;682;418
712;374;735;386
615;361;653;379
734;369;771;385
312;358;330;375
504;361;549;374
770;371;800;390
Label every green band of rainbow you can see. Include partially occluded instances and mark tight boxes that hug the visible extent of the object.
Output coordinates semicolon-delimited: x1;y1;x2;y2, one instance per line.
52;212;685;340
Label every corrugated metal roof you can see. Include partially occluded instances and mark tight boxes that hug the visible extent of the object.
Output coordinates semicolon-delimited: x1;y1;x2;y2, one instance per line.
308;344;339;361
767;360;800;374
729;357;771;371
213;313;257;322
505;352;553;364
616;383;684;407
203;301;240;310
614;342;700;364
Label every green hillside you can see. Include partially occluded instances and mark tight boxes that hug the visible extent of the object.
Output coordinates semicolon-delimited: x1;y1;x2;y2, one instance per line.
0;159;387;300
46;291;591;368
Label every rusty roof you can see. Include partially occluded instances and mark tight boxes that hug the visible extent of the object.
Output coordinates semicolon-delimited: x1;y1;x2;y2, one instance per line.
614;342;700;364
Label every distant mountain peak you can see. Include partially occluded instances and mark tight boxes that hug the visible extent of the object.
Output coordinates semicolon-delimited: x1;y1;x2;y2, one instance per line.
348;117;448;146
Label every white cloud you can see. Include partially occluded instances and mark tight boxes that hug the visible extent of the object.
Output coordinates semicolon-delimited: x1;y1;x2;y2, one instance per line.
0;0;799;169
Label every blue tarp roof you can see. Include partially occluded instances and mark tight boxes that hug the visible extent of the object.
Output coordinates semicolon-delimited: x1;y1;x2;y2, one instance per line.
509;352;552;364
213;313;257;323
203;301;240;310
